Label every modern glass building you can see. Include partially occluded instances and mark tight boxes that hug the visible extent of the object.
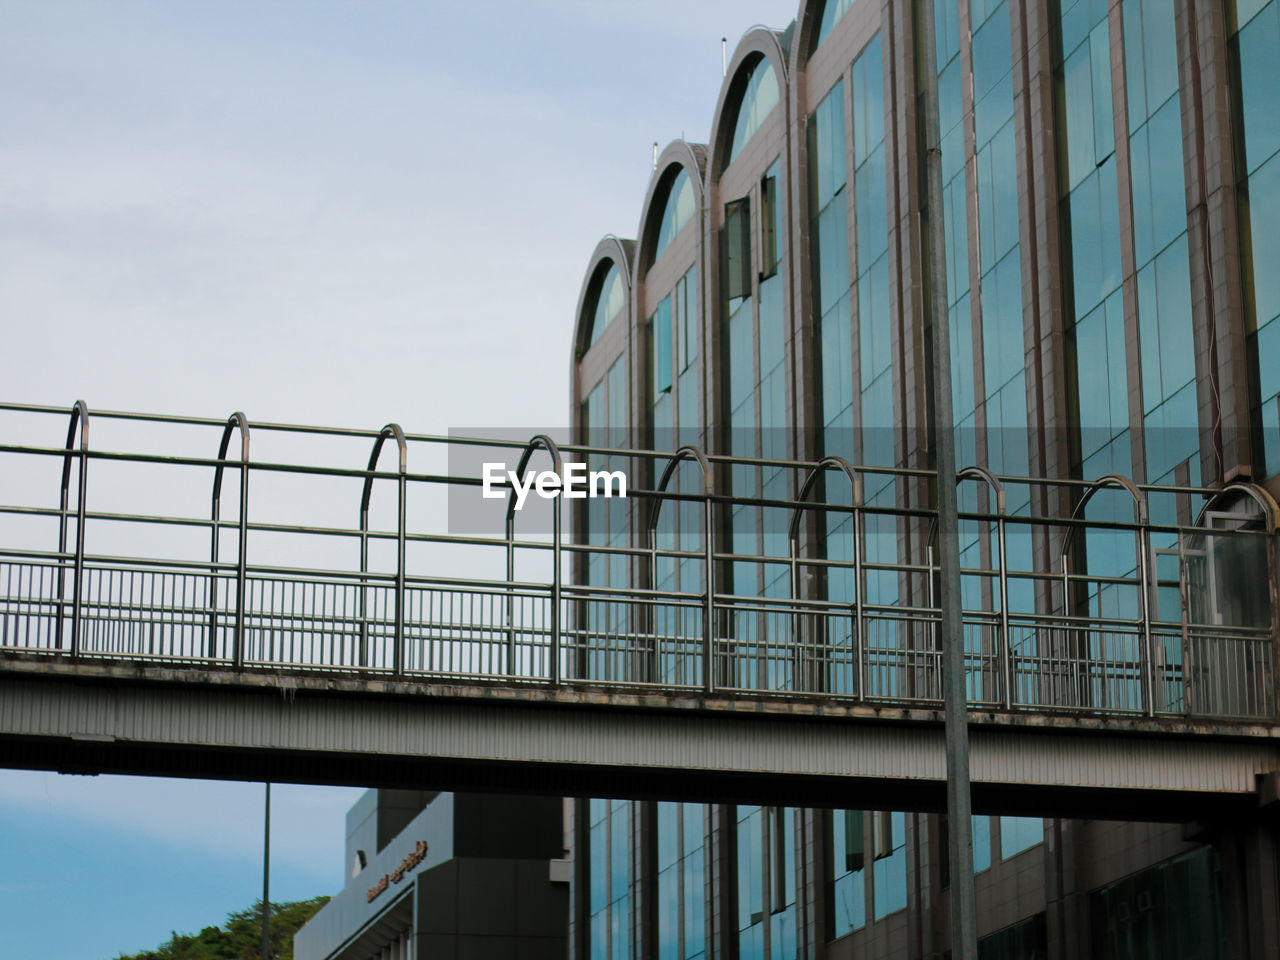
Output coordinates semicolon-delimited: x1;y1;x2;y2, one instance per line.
570;1;1280;958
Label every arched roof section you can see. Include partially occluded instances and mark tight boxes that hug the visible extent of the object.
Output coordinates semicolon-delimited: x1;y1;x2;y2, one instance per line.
637;141;707;274
572;236;635;361
707;28;792;180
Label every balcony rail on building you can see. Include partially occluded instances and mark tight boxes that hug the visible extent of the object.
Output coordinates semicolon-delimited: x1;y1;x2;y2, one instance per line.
0;401;1276;723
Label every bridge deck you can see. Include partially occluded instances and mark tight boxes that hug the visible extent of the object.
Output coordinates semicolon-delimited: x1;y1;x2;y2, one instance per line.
2;653;1277;822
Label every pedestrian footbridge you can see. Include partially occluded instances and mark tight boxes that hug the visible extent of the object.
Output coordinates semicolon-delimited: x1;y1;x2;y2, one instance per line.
2;402;1278;820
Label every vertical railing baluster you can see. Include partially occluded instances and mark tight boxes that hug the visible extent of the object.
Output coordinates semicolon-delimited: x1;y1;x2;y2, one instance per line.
394;463;406;677
651;523;660;685
551;496;561;686
1176;530;1192;715
1137;503;1155;717
926;543;936;704
359;524;369;668
505;511;515;676
234;435;249;670
787;537;802;691
67;402;89;660
996;512;1011;711
703;490;715;695
853;501;865;702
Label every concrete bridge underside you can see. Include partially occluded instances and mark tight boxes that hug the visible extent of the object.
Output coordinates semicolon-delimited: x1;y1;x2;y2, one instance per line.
2;654;1278;823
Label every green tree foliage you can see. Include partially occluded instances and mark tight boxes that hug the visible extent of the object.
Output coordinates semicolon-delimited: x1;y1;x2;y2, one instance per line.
112;896;329;960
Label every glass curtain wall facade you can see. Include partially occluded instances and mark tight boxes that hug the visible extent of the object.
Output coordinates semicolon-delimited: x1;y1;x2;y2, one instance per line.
1231;0;1280;475
569;1;1279;958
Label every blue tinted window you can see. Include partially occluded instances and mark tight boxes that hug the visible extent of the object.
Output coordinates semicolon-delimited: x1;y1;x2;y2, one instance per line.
651;296;673;397
590;262;626;347
971;2;1013;146
851;37;884;168
1236;3;1280;175
950;299;974;416
811;77;847;298
828;809;866;937
1123;0;1197;480
934;0;961;66
821;292;853;432
936;10;969;452
972;815;992;872
852;35;893;471
737;806;764;931
814;202;849;318
656;803;706;960
653;167;697;266
1000;817;1043;859
814;0;856;51
981;249;1024;394
588;799;633;960
1075;292;1129;460
736;806;795;959
854;139;888;267
975;120;1018;274
1122;0;1179;130
1066;160;1122;319
1136;236;1194;415
809;80;846;212
727;59;780;166
1060;14;1115;191
858;257;891;386
872;811;907;919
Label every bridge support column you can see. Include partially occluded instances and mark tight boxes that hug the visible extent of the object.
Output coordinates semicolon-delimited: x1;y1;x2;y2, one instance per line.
1219;814;1280;960
1044;818;1085;960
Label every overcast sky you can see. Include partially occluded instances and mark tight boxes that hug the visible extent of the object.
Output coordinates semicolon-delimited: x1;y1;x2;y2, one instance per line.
0;1;796;956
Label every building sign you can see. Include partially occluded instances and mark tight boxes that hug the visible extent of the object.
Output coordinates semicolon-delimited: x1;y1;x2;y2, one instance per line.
366;840;429;903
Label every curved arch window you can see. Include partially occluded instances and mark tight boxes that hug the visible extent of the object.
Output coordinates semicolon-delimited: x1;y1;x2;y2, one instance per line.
652;168;696;266
813;0;856;51
589;261;626;348
727;59;780;167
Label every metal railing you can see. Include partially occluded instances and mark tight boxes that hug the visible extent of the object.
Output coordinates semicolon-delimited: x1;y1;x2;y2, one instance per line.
1;401;1276;722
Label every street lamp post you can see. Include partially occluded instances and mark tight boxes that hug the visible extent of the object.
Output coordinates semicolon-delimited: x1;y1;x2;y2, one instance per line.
262;782;271;960
918;2;978;957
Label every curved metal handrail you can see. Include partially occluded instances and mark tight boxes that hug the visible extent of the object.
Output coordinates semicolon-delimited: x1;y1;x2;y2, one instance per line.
786;456;861;546
56;400;89;655
647;444;713;540
784;456;862;699
504;434;565;532
643;445;715;693
1059;473;1154;716
1060;473;1146;560
921;465;1011;709
209;412;250;663
924;465;1006;548
211;412;251;519
360;423;408;521
1193;479;1280;534
504;435;565;685
58;400;89;537
359;423;408;674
